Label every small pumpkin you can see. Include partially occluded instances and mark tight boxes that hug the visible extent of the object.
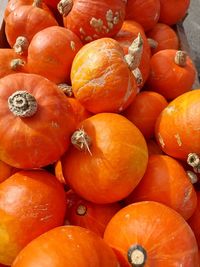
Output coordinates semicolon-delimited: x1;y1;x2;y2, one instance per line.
146;49;196;100
0;73;76;169
125;0;161;31
12;225;119;267
62;113;148;204
104;201;199;266
58;0;126;43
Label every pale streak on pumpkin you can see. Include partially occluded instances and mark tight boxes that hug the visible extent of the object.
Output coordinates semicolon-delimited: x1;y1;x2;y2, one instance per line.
70;41;75;51
118;72;133;112
157;133;165;148
174;133;182;147
165;105;176;115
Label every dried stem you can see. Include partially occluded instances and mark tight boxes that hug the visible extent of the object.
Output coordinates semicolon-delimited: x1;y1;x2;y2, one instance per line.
127;244;147;267
71;128;92;155
57;0;73;16
174;50;187;67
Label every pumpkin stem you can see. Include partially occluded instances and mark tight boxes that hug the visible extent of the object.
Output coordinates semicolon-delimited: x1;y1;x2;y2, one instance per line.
10;59;25;70
187;153;200;174
8;91;38;117
132;68;143;87
13;36;29;55
76;204;87;216
57;0;73;16
127;244;147;267
58;83;73;97
124;33;143;71
174;50;187;67
186;170;198;184
147;38;158;49
32;0;42;7
71;128;92;155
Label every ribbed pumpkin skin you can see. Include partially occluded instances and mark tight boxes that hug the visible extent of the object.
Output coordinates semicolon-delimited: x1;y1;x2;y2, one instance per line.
12;226;119;267
62;113;148;204
104;201;199;267
155;90;200;160
0;73;76;169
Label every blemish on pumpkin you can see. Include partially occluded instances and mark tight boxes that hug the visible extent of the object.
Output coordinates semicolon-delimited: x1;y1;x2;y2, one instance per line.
90;17;104;33
157;133;165;148
165;105;176;114
70;41;75;51
40;214;53;221
182;187;193;207
85;36;93;42
51;121;59;128
79;27;86;35
174;133;182;146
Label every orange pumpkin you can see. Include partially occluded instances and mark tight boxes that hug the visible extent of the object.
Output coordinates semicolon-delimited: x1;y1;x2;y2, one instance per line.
0;170;66;266
62;113;148;204
146;22;179;54
155;89;200;161
65;190;121;237
59;0;126;43
0;73;76;169
146;49;196;100
114;20;151;87
125;0;160;31
104;201;199;266
27;26;83;84
0;160;18;183
126;154;197;220
71;37;140;113
12;225;119;267
123;91;168;140
159;0;190;25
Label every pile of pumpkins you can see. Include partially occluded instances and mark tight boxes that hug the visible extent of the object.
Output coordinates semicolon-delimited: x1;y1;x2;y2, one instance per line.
0;0;200;266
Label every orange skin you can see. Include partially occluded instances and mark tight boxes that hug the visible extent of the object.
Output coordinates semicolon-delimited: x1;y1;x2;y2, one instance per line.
63;0;126;43
71;38;138;113
62;113;148;204
159;0;190;25
27;26;83;84
125;0;160;32
12;226;119;267
125;154;197;220
146;23;179;54
146;49;196;100
104;201;199;267
5;5;58;49
123;91;168;140
0;49;27;78
0;160;18;183
147;139;164;156
155;89;200;160
65;190;121;237
0;73;76;169
0;170;66;266
114;20;151;87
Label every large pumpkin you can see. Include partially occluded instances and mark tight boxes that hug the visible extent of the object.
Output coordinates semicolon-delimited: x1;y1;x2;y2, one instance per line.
62;113;148;204
104;201;199;266
0;73;76;169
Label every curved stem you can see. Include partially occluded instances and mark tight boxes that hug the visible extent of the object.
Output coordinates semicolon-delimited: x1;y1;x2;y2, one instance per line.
10;59;25;70
186;170;198;184
174;50;187;67
187;153;200;168
147;38;158;49
71;129;92;155
58;84;73;97
57;0;73;16
127;244;147;267
13;36;29;55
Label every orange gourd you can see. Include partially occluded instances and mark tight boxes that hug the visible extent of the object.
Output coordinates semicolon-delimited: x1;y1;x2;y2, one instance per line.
27;26;83;84
114;20;151;87
104;201;199;266
159;0;190;26
146;23;179;54
62;113;148;204
123;91;168;139
125;154;197;220
58;0;126;43
125;0;160;31
146;49;196;100
0;73;76;169
155;89;200;161
0;170;66;266
71;37;141;113
12;226;119;267
65;190;121;237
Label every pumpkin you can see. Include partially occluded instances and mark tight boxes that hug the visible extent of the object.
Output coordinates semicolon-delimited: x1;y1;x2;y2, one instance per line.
71;36;142;113
104;201;199;266
0;73;76;169
0;49;27;78
159;0;190;26
12;225;119;267
61;113;148;204
114;20;151;87
155;89;200;161
5;4;58;55
125;0;161;32
0;160;18;183
125;154;197;220
146;22;179;54
27;26;83;84
147;138;164;156
58;0;126;43
65;190;121;237
123;91;168;140
146;49;196;100
0;170;66;266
